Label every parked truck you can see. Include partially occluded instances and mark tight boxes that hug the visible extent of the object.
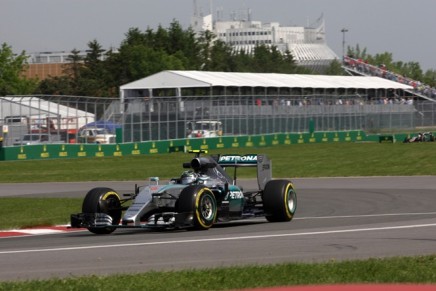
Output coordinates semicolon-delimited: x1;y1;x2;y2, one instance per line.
78;127;115;144
187;120;223;138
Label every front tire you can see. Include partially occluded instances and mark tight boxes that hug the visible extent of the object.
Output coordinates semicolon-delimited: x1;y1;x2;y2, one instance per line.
82;187;122;234
177;185;217;230
263;180;297;222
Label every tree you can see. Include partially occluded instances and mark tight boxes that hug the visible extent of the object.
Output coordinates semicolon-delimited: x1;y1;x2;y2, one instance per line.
37;49;84;95
208;39;235;71
251;45;279;72
0;43;37;95
325;59;346;75
232;49;253;72
37;75;72;95
64;48;84;94
197;30;215;71
122;27;148;47
371;52;394;69
346;44;426;82
153;25;170;51
346;43;367;60
81;40;108;96
395;61;423;80
277;49;301;73
240;45;301;74
423;69;436;87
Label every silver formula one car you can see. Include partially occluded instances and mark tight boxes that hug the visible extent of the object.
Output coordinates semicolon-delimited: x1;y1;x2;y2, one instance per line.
70;150;297;234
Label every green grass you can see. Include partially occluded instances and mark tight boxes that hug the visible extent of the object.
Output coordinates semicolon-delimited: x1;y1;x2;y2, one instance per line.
1;256;436;289
2;142;436;183
0;198;81;229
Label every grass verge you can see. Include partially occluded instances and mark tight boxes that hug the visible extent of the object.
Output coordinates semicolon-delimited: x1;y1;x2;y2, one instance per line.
0;198;81;229
1;142;436;183
1;256;436;289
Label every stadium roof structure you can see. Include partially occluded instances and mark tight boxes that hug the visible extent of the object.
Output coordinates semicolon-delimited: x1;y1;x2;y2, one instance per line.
120;70;414;99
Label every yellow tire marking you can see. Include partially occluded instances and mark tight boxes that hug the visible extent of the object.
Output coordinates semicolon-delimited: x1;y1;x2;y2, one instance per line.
195;188;215;229
102;191;120;201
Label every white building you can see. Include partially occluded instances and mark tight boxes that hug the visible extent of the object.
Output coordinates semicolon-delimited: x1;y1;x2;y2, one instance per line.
191;3;338;71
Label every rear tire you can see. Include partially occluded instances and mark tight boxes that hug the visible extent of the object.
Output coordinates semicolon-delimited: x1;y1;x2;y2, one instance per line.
82;187;122;234
263;180;297;222
177;185;217;230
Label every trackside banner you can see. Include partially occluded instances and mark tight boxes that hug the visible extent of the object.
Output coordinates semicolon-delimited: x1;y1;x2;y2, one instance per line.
218;154;258;165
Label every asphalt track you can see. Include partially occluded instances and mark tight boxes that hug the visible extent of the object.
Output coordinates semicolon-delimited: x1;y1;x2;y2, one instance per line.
1;176;436;282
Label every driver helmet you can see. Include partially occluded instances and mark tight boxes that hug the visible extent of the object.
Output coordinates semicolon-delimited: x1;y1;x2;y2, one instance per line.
180;170;197;185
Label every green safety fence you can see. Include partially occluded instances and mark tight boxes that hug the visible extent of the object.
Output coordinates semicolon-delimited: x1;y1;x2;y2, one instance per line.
0;131;366;161
366;133;420;143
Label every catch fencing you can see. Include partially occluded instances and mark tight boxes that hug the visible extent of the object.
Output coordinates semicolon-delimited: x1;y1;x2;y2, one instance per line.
1;94;436;146
121;94;429;142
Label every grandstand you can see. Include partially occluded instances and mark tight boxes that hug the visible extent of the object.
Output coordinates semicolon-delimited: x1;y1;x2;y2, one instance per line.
343;56;436;102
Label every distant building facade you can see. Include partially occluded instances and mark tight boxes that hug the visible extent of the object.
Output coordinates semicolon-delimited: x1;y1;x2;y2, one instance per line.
23;51;102;80
191;3;338;71
23;51;82;80
23;63;64;80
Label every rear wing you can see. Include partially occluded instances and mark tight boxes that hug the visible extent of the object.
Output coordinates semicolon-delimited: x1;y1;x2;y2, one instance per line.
215;154;272;190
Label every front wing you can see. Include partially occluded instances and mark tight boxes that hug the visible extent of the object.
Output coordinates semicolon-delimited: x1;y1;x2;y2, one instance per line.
70;211;194;230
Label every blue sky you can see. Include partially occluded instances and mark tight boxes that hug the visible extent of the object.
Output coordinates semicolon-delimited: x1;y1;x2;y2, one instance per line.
1;0;435;70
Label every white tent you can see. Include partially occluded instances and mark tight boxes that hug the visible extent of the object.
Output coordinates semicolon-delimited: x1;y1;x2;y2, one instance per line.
0;96;94;120
120;70;413;101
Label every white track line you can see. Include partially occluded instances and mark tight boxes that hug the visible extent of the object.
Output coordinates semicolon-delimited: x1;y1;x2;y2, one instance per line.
295;212;436;220
1;222;436;255
1;212;435;237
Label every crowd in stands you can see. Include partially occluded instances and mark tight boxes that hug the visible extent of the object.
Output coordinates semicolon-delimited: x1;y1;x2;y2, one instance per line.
343;56;436;100
273;95;414;108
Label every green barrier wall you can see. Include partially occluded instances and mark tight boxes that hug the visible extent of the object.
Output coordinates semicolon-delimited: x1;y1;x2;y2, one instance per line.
366;133;414;143
0;130;366;161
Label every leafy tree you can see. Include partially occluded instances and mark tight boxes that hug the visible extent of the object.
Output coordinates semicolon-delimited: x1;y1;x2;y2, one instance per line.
278;50;302;73
208;39;235;71
37;49;83;95
81;40;108;96
153;25;170;51
122;28;148;47
346;44;430;85
37;75;72;95
65;48;85;94
325;59;346;75
346;44;367;60
64;49;84;81
232;49;253;72
396;61;423;80
238;45;300;74
371;52;394;69
0;43;37;95
100;48;123;96
197;30;215;71
251;45;279;72
423;70;436;87
116;44;184;82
